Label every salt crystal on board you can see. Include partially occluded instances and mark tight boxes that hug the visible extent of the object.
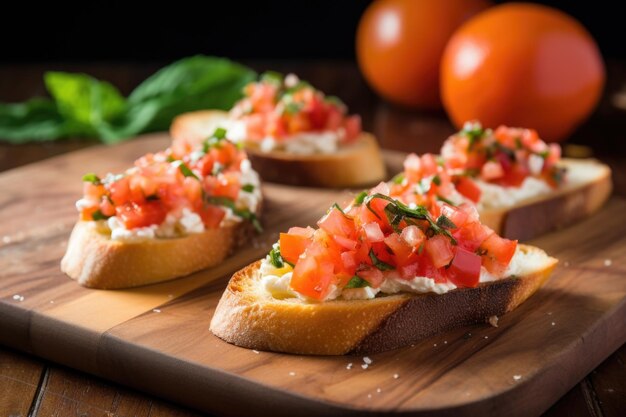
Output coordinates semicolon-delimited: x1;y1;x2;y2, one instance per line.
363;356;372;365
152;309;161;313
346;363;353;370
513;375;522;381
289;372;296;376
252;350;260;354
393;373;400;379
361;363;369;370
604;259;612;267
488;315;499;327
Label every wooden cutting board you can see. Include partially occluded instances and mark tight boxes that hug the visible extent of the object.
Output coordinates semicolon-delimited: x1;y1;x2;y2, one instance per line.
0;134;624;417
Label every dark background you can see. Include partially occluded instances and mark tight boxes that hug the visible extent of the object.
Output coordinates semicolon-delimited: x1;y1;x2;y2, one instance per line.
2;0;624;63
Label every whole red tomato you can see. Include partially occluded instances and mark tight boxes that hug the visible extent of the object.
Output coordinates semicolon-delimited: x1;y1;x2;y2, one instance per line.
356;0;491;109
441;3;605;142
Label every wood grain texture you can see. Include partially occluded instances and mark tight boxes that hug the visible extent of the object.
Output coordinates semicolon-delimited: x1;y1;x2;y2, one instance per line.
0;134;624;417
0;348;45;417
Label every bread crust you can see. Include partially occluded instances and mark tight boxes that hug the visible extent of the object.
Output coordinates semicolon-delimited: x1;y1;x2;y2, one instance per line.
61;219;252;289
479;158;612;240
210;245;557;355
170;110;386;188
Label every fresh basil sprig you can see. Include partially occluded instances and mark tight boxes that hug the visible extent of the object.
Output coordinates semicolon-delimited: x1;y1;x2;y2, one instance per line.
269;245;285;268
369;249;395;271
364;193;457;245
206;196;262;233
345;276;370;289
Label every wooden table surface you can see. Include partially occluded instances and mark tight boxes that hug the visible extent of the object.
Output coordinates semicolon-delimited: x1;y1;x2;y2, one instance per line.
0;61;624;417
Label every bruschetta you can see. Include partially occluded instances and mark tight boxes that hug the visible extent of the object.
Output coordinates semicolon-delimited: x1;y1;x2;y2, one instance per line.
61;129;262;289
389;122;612;239
210;183;557;355
170;72;386;188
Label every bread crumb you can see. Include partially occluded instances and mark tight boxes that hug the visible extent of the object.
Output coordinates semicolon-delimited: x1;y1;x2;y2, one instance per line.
289;372;296;376
607;388;615;393
346;363;353;370
367;394;372;399
361;363;369;370
563;261;570;267
551;322;556;326
547;312;553;315
49;300;55;304
393;373;400;379
252;350;260;354
152;309;161;313
488;315;499;327
12;295;24;302
376;388;382;393
2;236;10;244
433;343;437;347
513;375;522;381
443;340;448;345
363;356;372;365
484;336;489;339
167;294;174;299
604;259;612;267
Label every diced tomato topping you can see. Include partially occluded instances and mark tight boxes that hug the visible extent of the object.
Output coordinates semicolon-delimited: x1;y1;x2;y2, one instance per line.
479;234;518;275
318;207;356;238
290;250;335;300
424;234;454;269
440;204;467;229
481;161;504;180
384;233;413;264
116;201;167;229
356;266;384;288
363;222;385;242
400;225;425;248
197;204;226;228
455;177;482;203
280;232;312;265
448;247;482;288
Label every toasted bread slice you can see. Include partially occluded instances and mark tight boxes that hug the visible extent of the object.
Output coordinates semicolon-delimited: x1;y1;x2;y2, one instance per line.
479;158;611;240
170;110;387;188
61;220;253;289
210;245;557;355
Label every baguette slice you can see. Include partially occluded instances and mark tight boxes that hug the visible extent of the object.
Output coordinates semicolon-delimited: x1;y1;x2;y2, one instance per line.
478;158;611;240
170;110;387;188
210;245;557;355
61;219;252;289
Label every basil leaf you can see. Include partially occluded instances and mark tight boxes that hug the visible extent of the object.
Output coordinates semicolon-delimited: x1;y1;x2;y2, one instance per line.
206;196;263;233
369;249;395;271
212;127;227;140
173;161;199;180
242;184;255;193
260;71;283;85
436;215;457;230
269;245;284;268
91;210;110;221
436;195;456;206
82;173;101;184
354;191;368;205
0;99;72;143
391;173;405;185
345;276;370;289
432;175;441;186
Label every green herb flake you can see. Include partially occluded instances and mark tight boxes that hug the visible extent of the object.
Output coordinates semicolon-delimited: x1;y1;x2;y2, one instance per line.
212;127;227;140
242;184;255;193
82;173;101;185
284;102;303;114
174;161;199;180
166;155;176;163
260;71;284;85
392;173;405;185
354;191;368;205
538;150;550;159
432;175;442;186
369;249;395;271
91;210;109;221
436;195;456;207
206;196;263;233
345;276;370;289
436;215;457;230
269;245;284;268
324;95;346;108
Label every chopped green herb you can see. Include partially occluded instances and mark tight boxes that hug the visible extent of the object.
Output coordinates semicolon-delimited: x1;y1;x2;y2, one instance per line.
369;249;395;271
515;137;523;150
475;248;488;256
174;161;199;180
269;245;284;268
82;173;101;185
538;150;550;159
284;102;303;114
242;184;255;193
461;123;485;150
212;127;227;140
364;193;457;245
324;95;346;108
417;243;425;255
436;195;456;206
354;191;368;205
436;215;457;230
432;175;441;186
166;155;176;162
345;276;370;289
206;196;263;233
260;71;283;85
391;173;405;185
92;210;109;221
